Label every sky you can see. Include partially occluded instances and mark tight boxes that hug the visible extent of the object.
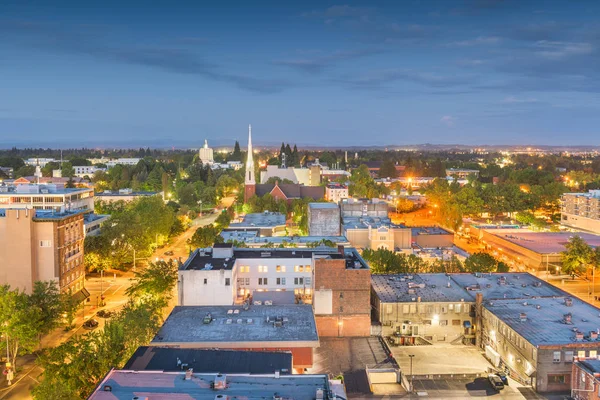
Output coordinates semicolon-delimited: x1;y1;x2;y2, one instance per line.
2;0;600;147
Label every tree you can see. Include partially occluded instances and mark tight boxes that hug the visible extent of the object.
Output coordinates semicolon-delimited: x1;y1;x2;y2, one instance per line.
30;281;62;335
378;160;398;178
464;252;499;273
562;236;593;278
188;225;224;248
60;289;82;330
126;260;178;305
231;141;242;161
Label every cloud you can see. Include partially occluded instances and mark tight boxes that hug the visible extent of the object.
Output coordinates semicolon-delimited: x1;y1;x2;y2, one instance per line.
1;20;291;94
337;69;473;90
274;48;382;74
449;36;501;46
534;41;594;59
501;96;539;104
440;115;456;126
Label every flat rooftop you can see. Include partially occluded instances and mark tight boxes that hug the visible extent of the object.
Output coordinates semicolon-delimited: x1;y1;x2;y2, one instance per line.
484;296;600;346
123;347;292;374
89;371;341;400
343;216;406;230
449;272;564;300
412;226;452;236
229;211;286;228
487;229;600;254
152;305;319;346
308;202;339;209
180;249;236;271
95;190;159;196
220;231;349;246
372;274;473;303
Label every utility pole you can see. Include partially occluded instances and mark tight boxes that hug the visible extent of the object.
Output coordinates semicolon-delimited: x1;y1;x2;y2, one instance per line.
409;354;415;392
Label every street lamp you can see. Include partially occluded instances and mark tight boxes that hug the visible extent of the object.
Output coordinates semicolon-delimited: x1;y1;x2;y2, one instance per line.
408;354;415;392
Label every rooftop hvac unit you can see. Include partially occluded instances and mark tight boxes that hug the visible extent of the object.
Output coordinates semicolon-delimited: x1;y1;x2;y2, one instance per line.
575;332;584;342
214;374;227;390
254;301;262;305
264;300;273;306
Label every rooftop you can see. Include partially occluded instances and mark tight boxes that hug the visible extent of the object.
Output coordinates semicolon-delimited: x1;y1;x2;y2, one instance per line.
484;296;600;346
220;230;349;246
412;226;452;236
308;202;339;209
372;274;474;303
152;305;319;346
32;209;87;221
180;248;236;271
576;358;600;374
95;190;159;197
0;184;90;195
487;229;600;253
229;211;286;228
123;347;293;374
343;216;406;230
89;371;341;400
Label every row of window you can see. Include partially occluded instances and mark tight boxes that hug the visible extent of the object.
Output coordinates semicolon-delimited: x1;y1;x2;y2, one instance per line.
237;277;312;286
239;265;312;273
553;350;596;363
387;303;471;315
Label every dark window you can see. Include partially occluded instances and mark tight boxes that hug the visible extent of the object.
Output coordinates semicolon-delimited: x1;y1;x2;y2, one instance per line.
340;292;344;299
203;278;207;285
225;278;230;286
548;374;568;384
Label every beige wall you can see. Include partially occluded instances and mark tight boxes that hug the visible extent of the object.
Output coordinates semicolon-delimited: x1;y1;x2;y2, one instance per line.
0;209;36;293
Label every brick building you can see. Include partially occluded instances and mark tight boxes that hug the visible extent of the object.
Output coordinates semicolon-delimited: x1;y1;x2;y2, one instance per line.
313;246;371;337
571;358;600;400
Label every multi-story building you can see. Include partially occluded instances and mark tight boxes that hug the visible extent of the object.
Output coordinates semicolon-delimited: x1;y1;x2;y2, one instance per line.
371;272;600;393
341;198;388;218
94;188;162;203
571;358;600;400
198;139;214;165
150;304;320;371
24;158;56;167
325;183;349;203
105;158;142;168
227;211;286;237
72;165;105;178
446;168;480;179
561;190;600;233
0;208;86;294
308;202;340;236
0;183;94;212
343;216;411;251
178;244;372;337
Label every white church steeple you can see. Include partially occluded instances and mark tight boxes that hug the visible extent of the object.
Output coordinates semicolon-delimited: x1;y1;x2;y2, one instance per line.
245;124;255;185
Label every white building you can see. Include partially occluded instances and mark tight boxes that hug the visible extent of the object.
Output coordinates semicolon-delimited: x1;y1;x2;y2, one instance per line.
179;245;325;306
199;139;215;165
73;165;105;178
106;158;142;168
325;184;348;203
24;158;56;167
0;183;94;212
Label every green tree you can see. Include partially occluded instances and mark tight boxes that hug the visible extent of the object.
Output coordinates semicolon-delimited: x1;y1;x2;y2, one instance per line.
188;225;224;248
464;252;499;273
378;160;398;178
561;236;593;278
60;289;82;330
126;260;178;305
231;141;242;161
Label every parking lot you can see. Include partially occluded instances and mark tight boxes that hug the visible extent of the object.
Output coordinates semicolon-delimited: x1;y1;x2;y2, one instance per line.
391;344;493;376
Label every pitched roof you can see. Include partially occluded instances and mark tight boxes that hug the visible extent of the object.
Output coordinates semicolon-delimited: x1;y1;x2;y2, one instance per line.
254;184;324;200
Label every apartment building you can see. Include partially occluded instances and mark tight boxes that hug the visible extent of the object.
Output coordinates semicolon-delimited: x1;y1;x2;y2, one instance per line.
0;184;94;212
372;272;600;393
571;358;600;400
561;190;600;233
0;208;86;294
325;183;349;203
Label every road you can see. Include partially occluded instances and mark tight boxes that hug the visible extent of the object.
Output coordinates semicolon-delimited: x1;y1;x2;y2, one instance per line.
0;196;235;399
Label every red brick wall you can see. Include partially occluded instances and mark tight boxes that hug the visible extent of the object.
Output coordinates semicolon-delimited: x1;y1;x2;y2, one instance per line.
314;257;371;337
244;184;256;202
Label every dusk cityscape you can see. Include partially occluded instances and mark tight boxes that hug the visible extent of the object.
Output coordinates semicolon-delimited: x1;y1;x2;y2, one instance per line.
2;1;600;400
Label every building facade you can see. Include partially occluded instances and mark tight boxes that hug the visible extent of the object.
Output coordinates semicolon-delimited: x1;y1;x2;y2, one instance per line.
0;184;94;212
571;358;600;400
199;139;214;165
561;190;600;233
307;203;340;236
0;208;85;294
325;183;349;203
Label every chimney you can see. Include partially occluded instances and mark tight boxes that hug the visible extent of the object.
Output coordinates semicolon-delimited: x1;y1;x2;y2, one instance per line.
575;331;584;342
590;331;599;340
519;313;527;322
565;298;573;307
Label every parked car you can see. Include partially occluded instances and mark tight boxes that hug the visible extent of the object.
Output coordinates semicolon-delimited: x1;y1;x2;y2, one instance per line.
488;374;505;391
83;319;99;330
494;371;508;386
164;250;174;256
96;310;115;318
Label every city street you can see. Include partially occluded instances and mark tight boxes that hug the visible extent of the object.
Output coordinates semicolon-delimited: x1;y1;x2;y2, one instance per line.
0;196;234;399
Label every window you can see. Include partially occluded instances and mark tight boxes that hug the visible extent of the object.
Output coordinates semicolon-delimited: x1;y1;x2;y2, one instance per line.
590;350;597;359
245;278;250;285
448;304;454;312
294;277;304;285
455;304;462;313
340;292;344;299
237;278;245;286
565;351;574;362
452;320;460;326
225;278;230;286
548;374;568;384
203;278;208;285
402;305;410;314
258;266;268;273
305;277;312;285
553;352;561;363
294;265;304;272
276;265;286;272
423;320;432;325
380;236;386;241
258;278;268;285
276;277;286;285
386;305;393;314
239;266;249;273
40;240;51;247
439;320;448;326
441;306;447;314
578;350;586;358
305;265;312;273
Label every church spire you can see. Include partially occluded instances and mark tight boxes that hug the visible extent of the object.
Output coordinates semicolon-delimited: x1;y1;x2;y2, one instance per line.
245;124;255;185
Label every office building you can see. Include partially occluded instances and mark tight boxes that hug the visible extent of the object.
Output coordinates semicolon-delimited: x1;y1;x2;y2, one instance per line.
89;370;346;400
446;168;480;179
308;202;341;236
94;188;162;203
199;139;215;165
341;198;388;218
325;183;349;203
561;190;600;233
72;165;105;178
0;183;94;212
105;158;141;168
343;217;411;251
0;208;86;294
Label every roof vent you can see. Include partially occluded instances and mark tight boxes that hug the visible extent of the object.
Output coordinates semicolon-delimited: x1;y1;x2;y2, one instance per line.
536;305;541;310
575;331;584;342
519;313;527;322
563;313;572;324
522;301;528;306
264;300;273;306
591;331;599;340
215;395;229;400
254;301;262;305
103;385;112;392
226;319;232;324
214;374;227;390
565;298;573;307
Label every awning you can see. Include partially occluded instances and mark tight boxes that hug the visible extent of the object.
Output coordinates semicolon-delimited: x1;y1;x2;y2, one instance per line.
463;321;472;328
72;287;90;302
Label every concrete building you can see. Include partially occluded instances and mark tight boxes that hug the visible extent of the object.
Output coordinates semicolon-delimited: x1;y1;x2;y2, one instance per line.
89;370;346;400
411;226;454;248
198;139;215;165
341;198;388;218
561;190;600;233
571;358;600;400
150;304;319;371
178;245;372;337
325;183;349;203
105;158;142;168
220;230;350;248
0;184;94;212
343;217;411;251
308;202;340;236
72;165;105;178
227;211;286;237
0;208;86;294
94;188;162;203
446;168;480;179
372;272;600;393
24;158;56;167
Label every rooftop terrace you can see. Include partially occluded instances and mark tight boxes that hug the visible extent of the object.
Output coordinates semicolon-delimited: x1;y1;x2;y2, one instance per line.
152;305;319;346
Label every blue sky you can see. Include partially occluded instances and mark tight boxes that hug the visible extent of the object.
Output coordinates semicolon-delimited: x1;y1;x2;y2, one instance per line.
2;0;600;147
